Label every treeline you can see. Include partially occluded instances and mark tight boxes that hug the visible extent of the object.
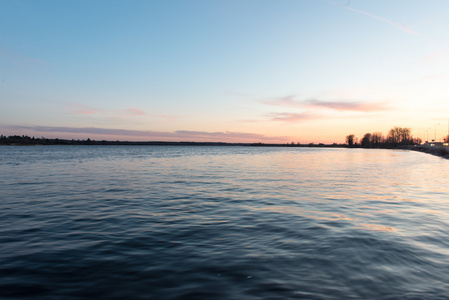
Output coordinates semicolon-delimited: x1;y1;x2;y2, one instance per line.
0;135;248;146
0;135;105;145
1;135;349;147
0;135;340;147
346;127;422;148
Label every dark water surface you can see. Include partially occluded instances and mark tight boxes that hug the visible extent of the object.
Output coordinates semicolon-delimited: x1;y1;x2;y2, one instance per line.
1;145;449;299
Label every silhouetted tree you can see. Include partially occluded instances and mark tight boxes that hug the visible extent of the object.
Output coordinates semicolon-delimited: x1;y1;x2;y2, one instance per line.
346;134;355;146
387;127;413;145
399;127;411;144
361;133;372;147
387;127;401;145
371;132;383;146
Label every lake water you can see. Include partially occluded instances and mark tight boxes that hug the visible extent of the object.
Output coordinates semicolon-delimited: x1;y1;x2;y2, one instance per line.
1;145;449;299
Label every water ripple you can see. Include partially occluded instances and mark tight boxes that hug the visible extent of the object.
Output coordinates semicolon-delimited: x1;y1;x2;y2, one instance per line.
1;146;449;299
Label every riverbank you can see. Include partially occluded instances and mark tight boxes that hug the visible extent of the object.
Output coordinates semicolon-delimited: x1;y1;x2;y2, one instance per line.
405;145;449;160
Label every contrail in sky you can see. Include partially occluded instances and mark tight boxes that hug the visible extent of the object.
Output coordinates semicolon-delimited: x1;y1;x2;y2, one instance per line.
326;1;417;35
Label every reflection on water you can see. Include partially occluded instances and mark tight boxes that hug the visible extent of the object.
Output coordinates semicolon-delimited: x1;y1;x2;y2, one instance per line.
1;146;449;299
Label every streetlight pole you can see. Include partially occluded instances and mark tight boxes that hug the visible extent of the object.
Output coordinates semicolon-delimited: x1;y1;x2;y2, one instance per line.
435;123;440;142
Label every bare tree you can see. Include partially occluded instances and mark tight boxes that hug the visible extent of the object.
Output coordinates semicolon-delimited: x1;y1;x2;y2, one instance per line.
387;127;412;145
399;127;411;144
346;134;355;146
371;132;384;146
387;127;401;144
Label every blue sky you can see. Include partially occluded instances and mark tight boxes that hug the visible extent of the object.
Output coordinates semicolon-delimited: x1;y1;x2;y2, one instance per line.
1;0;449;143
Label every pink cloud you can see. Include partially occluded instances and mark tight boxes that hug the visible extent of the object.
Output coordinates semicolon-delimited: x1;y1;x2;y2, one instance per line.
7;125;291;143
126;107;146;116
263;96;389;112
303;100;389;112
268;112;321;123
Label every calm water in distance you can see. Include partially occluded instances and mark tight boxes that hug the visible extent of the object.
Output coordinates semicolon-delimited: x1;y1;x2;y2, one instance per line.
1;145;449;299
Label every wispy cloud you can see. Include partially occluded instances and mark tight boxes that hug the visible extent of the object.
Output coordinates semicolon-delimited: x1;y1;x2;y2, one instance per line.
327;1;417;35
268;112;321;123
126;108;147;116
261;94;389;123
261;95;302;108
68;103;148;117
263;96;389;112
69;103;101;115
6;125;290;143
303;99;388;112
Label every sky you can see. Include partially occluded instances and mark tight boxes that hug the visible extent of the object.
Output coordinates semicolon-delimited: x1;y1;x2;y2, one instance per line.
1;0;449;144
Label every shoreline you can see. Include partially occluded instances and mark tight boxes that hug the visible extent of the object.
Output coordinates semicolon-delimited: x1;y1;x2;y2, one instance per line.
404;145;449;160
2;136;448;160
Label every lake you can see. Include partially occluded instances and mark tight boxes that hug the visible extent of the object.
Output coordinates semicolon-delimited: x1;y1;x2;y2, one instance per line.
1;145;449;299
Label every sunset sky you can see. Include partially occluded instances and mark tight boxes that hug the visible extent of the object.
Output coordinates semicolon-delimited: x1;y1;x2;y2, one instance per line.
1;0;449;143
